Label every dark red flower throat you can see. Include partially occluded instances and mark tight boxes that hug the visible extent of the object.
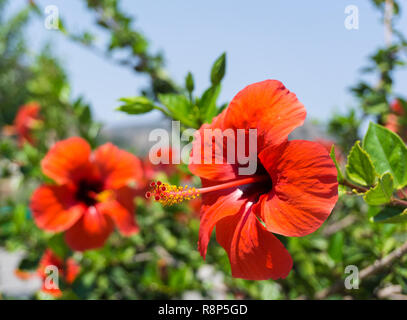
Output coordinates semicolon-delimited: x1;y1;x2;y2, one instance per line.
75;179;104;206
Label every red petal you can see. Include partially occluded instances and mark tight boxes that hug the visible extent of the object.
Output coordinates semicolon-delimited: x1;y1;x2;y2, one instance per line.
189;114;239;181
223;80;306;150
14;102;41;145
65;258;80;284
36;249;64;297
385;113;400;134
31;185;85;232
216;205;293;280
37;249;63;275
198;186;247;259
93;143;143;190
64;206;114;251
257;140;338;237
189;80;306;181
98;187;139;236
37;250;80;285
41;137;93;185
41;286;62;297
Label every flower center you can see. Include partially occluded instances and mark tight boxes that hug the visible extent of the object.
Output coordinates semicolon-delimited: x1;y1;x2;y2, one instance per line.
146;175;270;206
76;180;104;206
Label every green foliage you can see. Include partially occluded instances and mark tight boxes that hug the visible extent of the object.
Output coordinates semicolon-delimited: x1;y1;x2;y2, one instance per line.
198;84;221;124
70;0;179;98
117;53;226;128
372;206;407;224
210;52;226;85
185;72;194;93
328;232;344;262
346;141;377;186
364;173;394;205
0;3;32;126
48;234;71;260
117;96;156;114
330;145;343;182
363;122;407;188
158;93;198;128
328;109;360;150
341;126;407;224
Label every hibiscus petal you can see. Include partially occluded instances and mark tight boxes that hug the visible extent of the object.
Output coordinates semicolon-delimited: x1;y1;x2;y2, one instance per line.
98;187;139;236
64;206;114;251
41;137;92;185
198;186;247;259
37;249;63;274
189;80;306;181
189;114;239;181
224;80;306;150
93;143;143;190
14;102;41;145
65;258;80;284
258;140;338;237
216;204;293;280
31;185;85;232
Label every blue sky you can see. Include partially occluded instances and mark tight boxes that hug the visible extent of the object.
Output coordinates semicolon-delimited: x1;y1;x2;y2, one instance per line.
9;0;407;127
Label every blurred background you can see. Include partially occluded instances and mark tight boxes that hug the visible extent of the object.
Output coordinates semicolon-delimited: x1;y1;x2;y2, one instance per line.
1;0;407;300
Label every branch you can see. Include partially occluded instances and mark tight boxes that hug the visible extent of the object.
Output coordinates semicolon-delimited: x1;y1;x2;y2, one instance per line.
316;239;407;299
340;179;407;207
321;215;357;237
377;285;407;300
384;0;394;46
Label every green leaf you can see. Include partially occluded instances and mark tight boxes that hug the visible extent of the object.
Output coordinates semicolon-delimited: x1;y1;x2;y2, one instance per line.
364;173;394;205
346;141;376;186
372;206;407;224
185;72;194;93
363;122;407;189
210;52;226;85
13;204;27;231
48;234;70;259
328;232;344;262
198;85;221;123
116;96;155;114
158;93;197;127
330;145;343;183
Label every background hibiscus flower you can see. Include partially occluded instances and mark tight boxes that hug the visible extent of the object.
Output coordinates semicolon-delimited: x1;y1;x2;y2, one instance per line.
30;137;143;251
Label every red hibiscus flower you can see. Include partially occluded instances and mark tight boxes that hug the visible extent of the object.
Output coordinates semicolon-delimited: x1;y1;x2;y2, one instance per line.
37;249;80;297
15;249;80;297
13;102;41;145
386;99;407;141
391;99;404;114
30;137;142;251
148;80;338;280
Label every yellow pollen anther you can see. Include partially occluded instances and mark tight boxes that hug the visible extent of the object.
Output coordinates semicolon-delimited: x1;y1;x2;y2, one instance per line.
146;180;200;206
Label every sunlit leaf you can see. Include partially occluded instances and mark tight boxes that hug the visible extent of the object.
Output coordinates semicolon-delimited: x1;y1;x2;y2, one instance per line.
363;172;394;205
346;141;376;186
158;93;198;127
117;96;156;114
198;85;221;123
363;122;407;188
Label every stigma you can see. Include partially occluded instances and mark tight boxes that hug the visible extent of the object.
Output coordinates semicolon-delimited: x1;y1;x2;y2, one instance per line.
145;181;200;206
145;175;269;207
